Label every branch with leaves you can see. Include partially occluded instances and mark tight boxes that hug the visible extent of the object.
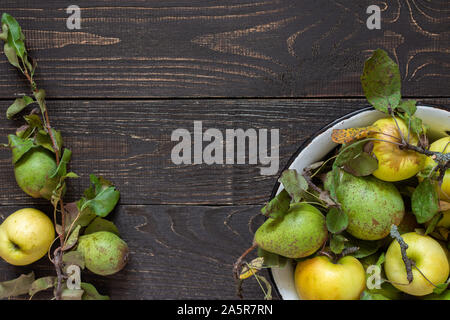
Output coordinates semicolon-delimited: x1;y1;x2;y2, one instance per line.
0;13;128;300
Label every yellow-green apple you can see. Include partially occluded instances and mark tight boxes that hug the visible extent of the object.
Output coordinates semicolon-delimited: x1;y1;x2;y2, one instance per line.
0;208;55;266
423;137;450;201
370;118;425;182
384;232;449;296
294;255;366;300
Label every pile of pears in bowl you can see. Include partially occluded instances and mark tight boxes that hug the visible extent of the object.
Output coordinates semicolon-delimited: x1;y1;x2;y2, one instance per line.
240;105;450;300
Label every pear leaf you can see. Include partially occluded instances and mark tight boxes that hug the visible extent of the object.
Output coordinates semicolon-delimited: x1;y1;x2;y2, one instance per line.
433;282;449;295
62;251;85;269
326;207;348;234
3;42;20;69
35;129;63;154
79;174;120;218
330;234;347;254
345;235;381;259
257;247;287;268
360;290;391;300
85;217;120;236
6;96;34;119
63;224;81;251
412;178;440;224
278;169;308;203
361;49;401;113
261;189;291;220
1;13;26;59
343;152;378;177
29;276;57;298
397;100;417;116
80;283;110;300
8;134;35;164
0;272;35;299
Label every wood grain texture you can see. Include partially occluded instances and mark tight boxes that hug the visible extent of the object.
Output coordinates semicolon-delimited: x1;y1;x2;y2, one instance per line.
0;0;448;98
0;204;271;300
0;99;447;207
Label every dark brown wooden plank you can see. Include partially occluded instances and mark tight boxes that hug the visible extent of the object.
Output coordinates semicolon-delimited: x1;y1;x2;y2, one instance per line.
0;204;271;300
0;98;448;206
0;0;448;98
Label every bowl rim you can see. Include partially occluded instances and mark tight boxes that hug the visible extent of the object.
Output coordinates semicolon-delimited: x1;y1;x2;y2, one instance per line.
267;103;449;300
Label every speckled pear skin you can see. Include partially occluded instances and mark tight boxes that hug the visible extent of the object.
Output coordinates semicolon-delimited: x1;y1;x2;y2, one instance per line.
254;203;327;259
14;147;57;199
77;231;129;276
336;171;405;240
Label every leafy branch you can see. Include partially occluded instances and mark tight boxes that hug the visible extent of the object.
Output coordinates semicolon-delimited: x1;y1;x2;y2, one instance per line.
0;13;125;301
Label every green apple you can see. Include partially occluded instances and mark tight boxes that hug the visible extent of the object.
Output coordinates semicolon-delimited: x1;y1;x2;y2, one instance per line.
384;232;449;296
294;255;366;300
0;208;55;266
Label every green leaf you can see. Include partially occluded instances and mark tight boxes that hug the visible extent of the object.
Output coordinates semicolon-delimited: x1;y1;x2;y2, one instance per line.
343;152;378;177
62;251;85;269
8;134;34;164
335;139;372;168
361;290;391;300
375;252;386;267
330;234;347;254
80;283;110;300
326;207;348;233
6;96;34;119
50;148;72;179
397;100;417;116
29;276;56;297
24;114;43;130
79;174;120;218
35;129;63;154
3;42;20;69
261;189;291;220
85;217;120;236
257;247;287;268
412;178;440;224
425;212;443;235
1;13;26;59
0;272;35;299
345;234;382;258
0;22;7;41
433;282;449;295
278;169;308;203
361;49;401;113
63;225;81;251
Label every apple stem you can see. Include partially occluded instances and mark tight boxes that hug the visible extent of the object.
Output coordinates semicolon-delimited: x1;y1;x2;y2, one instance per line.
390;225;414;283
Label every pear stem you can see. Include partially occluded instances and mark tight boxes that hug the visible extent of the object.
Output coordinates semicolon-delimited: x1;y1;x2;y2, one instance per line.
233;243;258;298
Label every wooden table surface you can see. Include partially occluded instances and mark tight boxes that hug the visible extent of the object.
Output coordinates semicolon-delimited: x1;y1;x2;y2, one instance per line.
0;1;448;299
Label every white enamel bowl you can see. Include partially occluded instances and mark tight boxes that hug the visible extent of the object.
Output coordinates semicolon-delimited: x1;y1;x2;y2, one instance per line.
269;105;450;300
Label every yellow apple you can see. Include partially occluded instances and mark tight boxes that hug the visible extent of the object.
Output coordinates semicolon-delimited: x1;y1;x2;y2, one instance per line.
423;137;450;201
0;208;55;266
384;232;449;296
370;118;425;182
294;255;366;300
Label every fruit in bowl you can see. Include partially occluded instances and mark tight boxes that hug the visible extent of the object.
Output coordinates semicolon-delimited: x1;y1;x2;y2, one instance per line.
234;49;450;300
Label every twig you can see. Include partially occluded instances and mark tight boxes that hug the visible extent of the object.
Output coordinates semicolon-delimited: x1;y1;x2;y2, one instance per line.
390;225;413;283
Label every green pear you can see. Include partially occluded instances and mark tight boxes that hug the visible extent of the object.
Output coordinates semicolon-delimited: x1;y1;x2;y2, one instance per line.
254;203;327;259
335;171;404;240
13;147;57;199
77;231;129;276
